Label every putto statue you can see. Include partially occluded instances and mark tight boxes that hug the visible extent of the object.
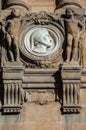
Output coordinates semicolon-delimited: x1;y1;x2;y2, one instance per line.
5;8;21;61
79;12;86;68
65;8;84;62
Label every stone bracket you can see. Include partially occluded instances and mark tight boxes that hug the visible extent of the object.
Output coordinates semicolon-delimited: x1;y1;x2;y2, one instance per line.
2;62;24;114
61;63;82;114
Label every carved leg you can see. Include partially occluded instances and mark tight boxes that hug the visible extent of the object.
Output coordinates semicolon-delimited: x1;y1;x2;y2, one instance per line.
66;34;73;62
81;43;86;68
8;48;14;61
13;37;19;62
6;33;14;61
71;37;79;61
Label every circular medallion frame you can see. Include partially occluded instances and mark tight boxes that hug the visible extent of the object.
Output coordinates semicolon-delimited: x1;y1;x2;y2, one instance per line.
19;22;64;62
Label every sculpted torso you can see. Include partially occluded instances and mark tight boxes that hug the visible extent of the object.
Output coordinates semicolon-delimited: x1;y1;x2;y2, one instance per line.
65;19;80;35
7;18;20;36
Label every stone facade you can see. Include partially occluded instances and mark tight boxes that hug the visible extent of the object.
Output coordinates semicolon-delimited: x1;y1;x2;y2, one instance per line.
0;0;86;130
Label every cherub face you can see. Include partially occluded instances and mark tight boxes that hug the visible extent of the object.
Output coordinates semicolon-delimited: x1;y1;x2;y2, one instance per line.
66;9;73;17
12;9;21;18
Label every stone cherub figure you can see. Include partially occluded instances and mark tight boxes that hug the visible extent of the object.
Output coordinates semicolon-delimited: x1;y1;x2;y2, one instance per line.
65;8;85;62
79;12;86;68
5;8;21;61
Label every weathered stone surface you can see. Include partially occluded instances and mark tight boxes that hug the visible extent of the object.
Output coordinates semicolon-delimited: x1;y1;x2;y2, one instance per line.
0;0;86;130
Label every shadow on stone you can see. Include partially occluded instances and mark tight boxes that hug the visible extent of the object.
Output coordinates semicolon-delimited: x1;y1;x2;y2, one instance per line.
53;69;63;114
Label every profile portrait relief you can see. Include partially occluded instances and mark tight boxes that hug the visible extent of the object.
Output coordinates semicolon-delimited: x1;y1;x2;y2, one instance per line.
32;29;54;54
23;26;63;58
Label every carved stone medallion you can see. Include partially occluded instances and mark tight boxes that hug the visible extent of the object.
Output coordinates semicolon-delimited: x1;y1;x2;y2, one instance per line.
23;26;63;58
19;20;64;67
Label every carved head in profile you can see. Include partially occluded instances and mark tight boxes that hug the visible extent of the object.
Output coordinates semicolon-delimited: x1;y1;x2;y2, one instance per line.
11;8;21;18
34;29;54;47
32;29;54;53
